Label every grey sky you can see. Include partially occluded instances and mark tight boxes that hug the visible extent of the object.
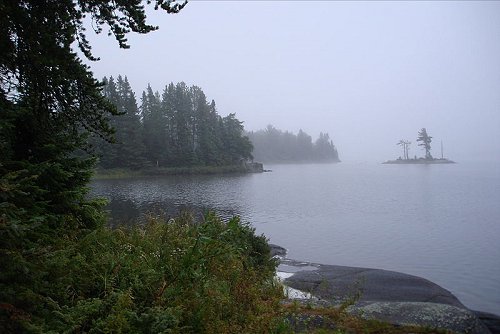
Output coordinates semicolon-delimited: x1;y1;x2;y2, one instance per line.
86;1;500;163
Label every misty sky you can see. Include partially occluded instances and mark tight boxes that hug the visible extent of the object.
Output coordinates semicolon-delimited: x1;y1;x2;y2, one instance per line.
86;1;500;163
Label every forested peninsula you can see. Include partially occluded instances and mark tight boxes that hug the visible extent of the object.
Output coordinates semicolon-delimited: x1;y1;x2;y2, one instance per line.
92;77;340;176
92;76;253;172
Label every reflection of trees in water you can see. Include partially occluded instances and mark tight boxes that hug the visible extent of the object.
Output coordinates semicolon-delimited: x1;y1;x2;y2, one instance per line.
105;198;239;227
105;199;141;228
91;176;248;227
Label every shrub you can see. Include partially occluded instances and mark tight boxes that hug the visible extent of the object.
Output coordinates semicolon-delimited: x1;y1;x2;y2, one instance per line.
0;213;284;333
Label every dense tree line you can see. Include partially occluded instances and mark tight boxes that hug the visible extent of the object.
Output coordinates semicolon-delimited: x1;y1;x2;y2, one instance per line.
247;125;340;163
93;77;253;169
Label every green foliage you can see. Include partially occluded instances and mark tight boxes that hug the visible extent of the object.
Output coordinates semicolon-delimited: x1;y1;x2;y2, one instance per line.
92;76;149;170
0;213;284;333
247;125;340;163
0;0;188;261
97;79;253;169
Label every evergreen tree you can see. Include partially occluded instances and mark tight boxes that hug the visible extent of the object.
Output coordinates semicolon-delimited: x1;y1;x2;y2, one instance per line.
0;0;186;229
172;82;196;165
206;100;226;165
314;132;339;161
397;139;411;160
114;76;149;169
97;80;252;168
221;114;253;164
297;129;314;160
417;128;433;159
192;90;217;165
0;1;185;331
95;76;122;168
94;76;148;169
142;84;166;166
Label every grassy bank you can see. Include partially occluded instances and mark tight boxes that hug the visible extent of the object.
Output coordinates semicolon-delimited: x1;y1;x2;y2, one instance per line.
93;165;257;179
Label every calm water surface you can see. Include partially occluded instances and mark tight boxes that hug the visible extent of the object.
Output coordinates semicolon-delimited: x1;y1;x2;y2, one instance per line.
90;161;500;314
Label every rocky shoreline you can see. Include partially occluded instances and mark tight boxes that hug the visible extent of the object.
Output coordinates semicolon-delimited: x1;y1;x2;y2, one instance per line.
270;245;500;334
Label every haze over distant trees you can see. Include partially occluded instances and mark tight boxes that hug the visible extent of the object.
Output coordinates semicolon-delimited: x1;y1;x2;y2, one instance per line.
92;76;253;169
397;139;411;160
385;128;455;164
246;125;340;163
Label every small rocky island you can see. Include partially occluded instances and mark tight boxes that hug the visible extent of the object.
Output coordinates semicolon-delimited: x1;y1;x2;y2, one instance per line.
383;157;456;164
383;128;456;164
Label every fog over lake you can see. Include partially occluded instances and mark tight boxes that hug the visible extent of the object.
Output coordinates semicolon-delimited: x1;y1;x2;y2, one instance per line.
7;0;500;331
91;161;500;314
87;1;500;164
88;0;500;316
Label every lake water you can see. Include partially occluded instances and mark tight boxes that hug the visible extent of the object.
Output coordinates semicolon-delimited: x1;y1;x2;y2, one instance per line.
90;161;500;314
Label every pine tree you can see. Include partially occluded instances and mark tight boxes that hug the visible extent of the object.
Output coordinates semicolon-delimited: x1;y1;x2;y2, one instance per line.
314;132;339;161
297;129;314;161
417;128;433;159
96;76;122;168
142;84;166;167
221;114;253;164
174;82;196;165
115;76;149;169
141;82;253;167
94;76;148;169
192;88;213;165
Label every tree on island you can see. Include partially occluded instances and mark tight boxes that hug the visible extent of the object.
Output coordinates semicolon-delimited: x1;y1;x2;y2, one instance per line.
397;139;411;160
417;128;433;159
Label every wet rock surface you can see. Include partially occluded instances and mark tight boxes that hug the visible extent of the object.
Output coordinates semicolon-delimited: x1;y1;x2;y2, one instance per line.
284;262;465;307
349;302;490;334
275;252;498;334
475;312;500;334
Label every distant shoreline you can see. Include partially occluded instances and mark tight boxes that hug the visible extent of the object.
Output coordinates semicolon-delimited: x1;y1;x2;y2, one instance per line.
255;159;341;165
93;163;264;180
383;158;456;164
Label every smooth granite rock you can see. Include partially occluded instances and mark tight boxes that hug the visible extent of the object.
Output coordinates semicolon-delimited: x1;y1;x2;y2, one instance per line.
269;244;287;258
279;259;494;334
285;263;465;307
474;312;500;334
349;302;490;334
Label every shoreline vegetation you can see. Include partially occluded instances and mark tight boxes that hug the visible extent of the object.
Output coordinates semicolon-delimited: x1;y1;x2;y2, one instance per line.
93;162;265;179
1;213;285;332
